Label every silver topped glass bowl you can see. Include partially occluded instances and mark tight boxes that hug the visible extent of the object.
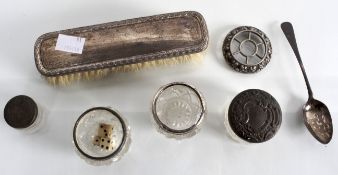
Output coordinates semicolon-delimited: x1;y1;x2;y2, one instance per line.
73;107;130;165
151;82;206;139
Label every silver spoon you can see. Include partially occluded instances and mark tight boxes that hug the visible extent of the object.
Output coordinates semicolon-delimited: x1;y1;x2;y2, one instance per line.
281;22;333;144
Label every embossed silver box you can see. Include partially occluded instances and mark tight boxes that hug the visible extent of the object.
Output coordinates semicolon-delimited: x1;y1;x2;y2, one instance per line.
224;89;282;144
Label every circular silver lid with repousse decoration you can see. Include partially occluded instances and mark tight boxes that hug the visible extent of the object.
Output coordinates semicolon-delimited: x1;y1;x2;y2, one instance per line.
226;89;282;143
222;26;272;73
73;107;130;165
152;82;206;139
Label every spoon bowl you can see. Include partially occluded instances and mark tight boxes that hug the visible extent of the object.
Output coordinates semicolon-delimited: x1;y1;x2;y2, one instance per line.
303;98;333;144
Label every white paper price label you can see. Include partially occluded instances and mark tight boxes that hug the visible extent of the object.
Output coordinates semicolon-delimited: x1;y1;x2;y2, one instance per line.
55;34;86;54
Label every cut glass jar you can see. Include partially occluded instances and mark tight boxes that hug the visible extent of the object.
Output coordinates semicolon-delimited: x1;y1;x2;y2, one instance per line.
73;107;130;165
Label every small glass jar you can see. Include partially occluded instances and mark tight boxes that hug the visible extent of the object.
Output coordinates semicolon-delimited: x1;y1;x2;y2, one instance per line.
3;95;44;133
224;89;282;144
151;82;206;139
73;107;130;166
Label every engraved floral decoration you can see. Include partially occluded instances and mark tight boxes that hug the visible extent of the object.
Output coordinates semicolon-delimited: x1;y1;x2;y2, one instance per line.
305;105;333;143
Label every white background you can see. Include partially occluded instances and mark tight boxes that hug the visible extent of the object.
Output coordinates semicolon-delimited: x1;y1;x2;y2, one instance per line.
0;0;337;174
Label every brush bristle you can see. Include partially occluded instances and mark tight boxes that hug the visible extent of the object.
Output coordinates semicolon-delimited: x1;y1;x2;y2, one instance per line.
46;53;204;86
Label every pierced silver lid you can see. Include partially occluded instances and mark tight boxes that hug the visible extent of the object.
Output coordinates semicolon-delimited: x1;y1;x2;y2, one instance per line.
151;82;206;139
222;26;272;73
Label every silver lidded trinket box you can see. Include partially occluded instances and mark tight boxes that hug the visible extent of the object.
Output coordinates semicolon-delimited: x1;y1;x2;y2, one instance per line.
4;95;45;133
222;26;272;73
151;82;206;139
224;89;282;144
73;107;130;165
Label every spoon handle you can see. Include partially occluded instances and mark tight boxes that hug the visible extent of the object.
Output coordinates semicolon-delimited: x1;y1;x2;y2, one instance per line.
281;22;313;99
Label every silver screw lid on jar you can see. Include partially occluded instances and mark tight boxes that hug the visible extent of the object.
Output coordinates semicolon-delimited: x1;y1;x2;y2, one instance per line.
151;82;206;139
73;107;130;165
225;89;282;144
222;26;272;73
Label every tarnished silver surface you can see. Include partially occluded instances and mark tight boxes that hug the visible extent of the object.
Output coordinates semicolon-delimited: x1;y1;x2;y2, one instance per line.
223;26;272;73
3;95;45;133
227;89;282;143
73;107;130;165
4;95;38;129
34;11;209;77
304;99;332;144
281;22;333;144
152;82;206;139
